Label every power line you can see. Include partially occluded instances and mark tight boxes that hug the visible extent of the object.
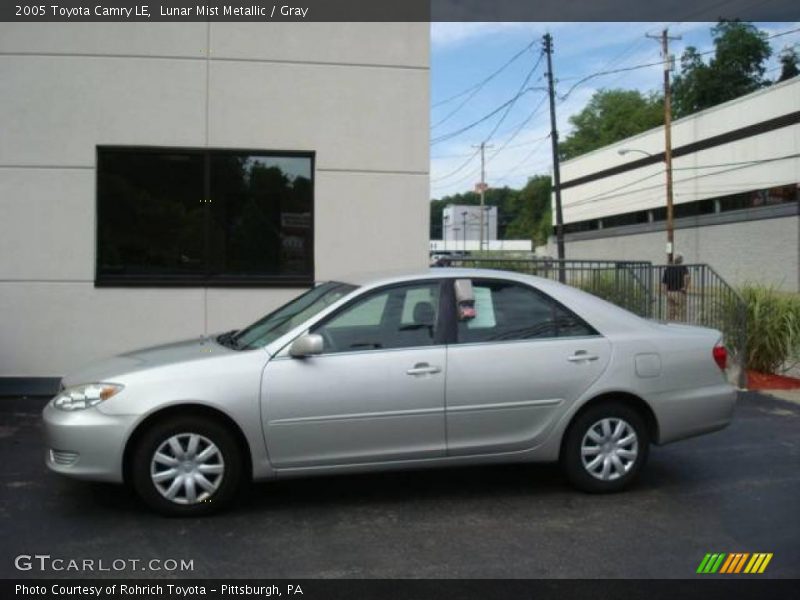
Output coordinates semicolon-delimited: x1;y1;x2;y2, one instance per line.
431;38;538;110
430;85;543;146
493;136;552;183
558;59;667;102
487;95;549;162
430;147;481;183
556;25;800;104
480;52;545;145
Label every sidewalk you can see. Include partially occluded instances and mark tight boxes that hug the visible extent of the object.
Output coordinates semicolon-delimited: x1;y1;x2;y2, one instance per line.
757;389;800;405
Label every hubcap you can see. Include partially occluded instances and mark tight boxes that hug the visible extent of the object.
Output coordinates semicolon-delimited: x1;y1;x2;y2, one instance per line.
580;418;638;481
150;433;225;505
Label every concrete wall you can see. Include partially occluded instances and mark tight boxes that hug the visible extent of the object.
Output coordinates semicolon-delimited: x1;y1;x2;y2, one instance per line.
555;215;799;292
0;23;430;379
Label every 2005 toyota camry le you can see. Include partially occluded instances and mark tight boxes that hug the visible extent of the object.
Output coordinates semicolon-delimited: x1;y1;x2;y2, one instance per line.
43;268;736;515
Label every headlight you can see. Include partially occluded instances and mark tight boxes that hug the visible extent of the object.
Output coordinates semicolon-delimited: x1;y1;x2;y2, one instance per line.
52;383;124;411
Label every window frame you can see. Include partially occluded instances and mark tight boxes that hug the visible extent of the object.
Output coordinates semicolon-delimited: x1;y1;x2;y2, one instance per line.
309;279;449;356
94;145;315;288
445;277;600;346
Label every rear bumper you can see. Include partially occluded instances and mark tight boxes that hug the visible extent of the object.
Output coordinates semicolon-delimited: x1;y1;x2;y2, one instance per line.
42;401;137;483
651;383;737;444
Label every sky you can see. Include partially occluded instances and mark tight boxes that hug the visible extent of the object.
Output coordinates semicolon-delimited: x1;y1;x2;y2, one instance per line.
429;21;800;199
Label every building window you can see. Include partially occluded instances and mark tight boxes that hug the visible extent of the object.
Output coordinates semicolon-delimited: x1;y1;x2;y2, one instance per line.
96;147;314;286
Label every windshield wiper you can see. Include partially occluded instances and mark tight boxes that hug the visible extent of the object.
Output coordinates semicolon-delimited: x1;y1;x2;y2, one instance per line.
216;330;241;350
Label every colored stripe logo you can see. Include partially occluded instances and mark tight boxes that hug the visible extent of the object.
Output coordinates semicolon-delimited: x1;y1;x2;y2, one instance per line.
697;553;773;574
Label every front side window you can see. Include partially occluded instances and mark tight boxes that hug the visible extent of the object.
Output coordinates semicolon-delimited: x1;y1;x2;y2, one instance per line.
96;147;314;286
313;282;441;354
457;279;596;343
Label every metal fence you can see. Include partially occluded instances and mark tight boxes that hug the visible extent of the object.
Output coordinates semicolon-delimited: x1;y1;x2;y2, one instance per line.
442;257;747;385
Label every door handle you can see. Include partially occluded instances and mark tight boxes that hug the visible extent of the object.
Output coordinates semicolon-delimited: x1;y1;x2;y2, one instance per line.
568;351;599;362
406;363;442;376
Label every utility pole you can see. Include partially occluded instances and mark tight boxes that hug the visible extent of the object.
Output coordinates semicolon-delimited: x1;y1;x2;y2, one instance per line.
472;142;493;252
543;33;565;282
647;28;681;264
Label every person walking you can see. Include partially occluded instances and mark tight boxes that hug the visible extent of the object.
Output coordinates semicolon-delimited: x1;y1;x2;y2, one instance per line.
662;253;690;321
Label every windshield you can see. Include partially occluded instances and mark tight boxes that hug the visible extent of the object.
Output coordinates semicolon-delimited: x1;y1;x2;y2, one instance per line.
227;282;357;350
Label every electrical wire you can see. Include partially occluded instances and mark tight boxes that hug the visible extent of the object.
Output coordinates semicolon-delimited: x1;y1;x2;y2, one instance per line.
430;147;481;183
479;52;545;145
430;87;539;146
431;38;538;110
487;95;549;162
556;25;800;103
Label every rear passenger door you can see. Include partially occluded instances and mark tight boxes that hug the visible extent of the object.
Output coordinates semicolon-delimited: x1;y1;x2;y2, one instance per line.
445;278;611;456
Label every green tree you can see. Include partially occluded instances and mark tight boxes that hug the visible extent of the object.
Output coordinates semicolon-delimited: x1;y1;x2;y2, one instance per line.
778;46;799;82
504;175;552;245
558;89;663;160
672;20;771;118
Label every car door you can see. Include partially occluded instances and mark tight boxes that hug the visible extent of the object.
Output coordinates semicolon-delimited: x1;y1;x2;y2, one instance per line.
444;278;611;456
262;280;447;468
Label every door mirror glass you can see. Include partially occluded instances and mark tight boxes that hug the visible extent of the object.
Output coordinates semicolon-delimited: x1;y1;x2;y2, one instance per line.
289;334;324;358
454;279;476;320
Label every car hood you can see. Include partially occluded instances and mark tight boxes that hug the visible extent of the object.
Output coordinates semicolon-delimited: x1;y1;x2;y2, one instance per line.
61;336;234;387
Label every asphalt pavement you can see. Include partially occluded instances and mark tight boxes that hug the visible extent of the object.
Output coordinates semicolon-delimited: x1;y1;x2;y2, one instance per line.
0;392;798;579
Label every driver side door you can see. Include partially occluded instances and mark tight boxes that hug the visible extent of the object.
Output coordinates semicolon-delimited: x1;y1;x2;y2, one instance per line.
261;280;447;469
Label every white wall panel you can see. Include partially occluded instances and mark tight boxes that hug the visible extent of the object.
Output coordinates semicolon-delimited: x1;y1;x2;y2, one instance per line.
0;284;205;376
210;23;428;67
314;171;429;280
0;23;206;57
207;61;428;172
0;168;94;280
0;56;206;166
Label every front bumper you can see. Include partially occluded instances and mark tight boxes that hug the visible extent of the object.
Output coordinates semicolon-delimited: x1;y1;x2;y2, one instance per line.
42;401;137;483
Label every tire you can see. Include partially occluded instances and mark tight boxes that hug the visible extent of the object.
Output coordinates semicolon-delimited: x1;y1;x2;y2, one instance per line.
131;415;243;516
561;401;649;493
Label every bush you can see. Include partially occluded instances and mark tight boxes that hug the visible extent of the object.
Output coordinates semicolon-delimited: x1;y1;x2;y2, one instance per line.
576;270;649;315
738;285;800;374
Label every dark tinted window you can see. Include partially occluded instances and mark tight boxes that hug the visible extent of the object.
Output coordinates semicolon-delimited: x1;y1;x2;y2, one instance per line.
314;283;440;353
97;151;206;278
97;148;313;285
457;280;595;343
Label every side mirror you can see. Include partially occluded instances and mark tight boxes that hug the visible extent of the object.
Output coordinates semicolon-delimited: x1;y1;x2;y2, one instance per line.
289;334;324;358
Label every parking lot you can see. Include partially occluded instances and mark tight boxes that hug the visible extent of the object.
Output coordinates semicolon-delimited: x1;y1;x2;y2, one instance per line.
1;392;798;579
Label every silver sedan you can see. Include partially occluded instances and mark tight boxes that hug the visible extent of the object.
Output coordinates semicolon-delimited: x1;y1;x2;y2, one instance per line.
43;269;736;515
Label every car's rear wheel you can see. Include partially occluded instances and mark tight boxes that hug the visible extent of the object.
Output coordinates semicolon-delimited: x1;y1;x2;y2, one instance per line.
561;402;649;493
131;415;243;516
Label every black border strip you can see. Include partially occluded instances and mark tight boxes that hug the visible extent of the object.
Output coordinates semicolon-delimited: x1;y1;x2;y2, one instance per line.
559;110;800;191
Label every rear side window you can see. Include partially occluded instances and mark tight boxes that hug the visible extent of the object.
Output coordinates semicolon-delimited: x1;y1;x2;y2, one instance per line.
456;279;596;343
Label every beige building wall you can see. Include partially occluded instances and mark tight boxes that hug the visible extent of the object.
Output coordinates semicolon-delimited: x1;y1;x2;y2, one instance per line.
0;23;430;380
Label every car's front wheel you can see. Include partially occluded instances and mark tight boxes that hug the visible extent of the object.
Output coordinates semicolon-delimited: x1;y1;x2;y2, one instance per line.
561;402;649;493
131;415;243;516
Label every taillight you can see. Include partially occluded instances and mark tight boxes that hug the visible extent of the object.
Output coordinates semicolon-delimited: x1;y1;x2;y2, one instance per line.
713;344;727;370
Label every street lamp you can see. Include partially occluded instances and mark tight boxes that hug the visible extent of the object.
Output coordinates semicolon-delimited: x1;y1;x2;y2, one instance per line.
617;148;654;158
618;146;674;263
461;211;468;252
